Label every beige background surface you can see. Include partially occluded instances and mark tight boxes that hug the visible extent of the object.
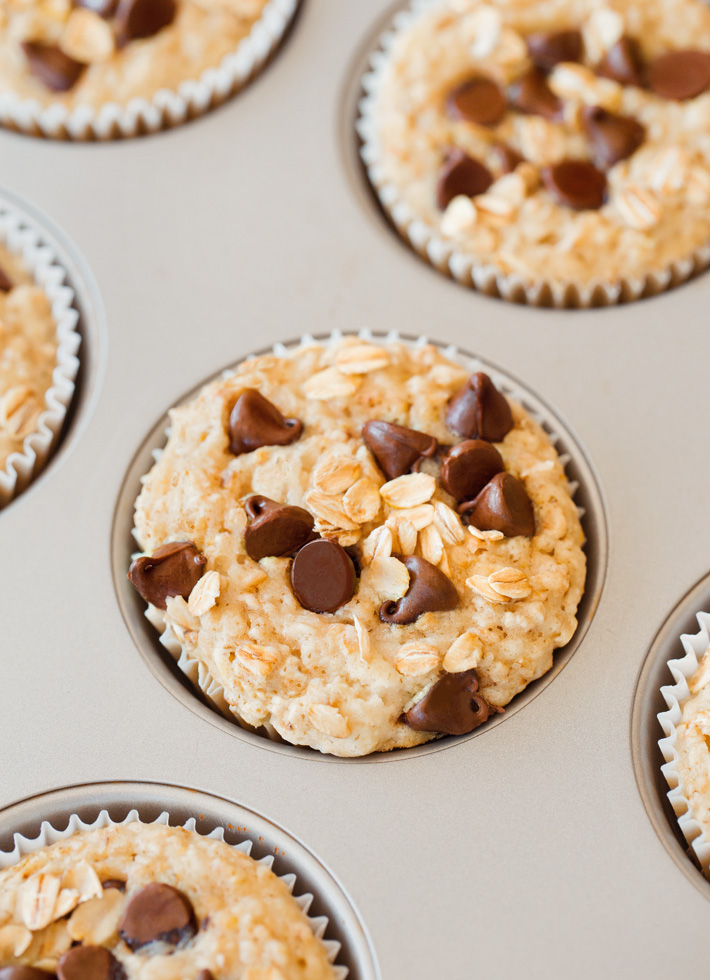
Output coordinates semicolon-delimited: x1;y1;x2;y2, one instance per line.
1;1;709;977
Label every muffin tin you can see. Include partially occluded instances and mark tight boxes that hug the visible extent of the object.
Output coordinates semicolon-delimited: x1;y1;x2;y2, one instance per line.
3;0;710;976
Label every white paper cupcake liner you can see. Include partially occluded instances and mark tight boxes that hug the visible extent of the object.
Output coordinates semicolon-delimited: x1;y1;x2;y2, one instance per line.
0;806;347;977
658;610;710;876
130;328;587;747
356;0;710;308
0;0;300;141
0;204;81;508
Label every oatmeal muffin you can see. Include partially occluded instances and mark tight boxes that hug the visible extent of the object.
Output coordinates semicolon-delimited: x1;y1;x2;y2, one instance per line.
0;821;335;980
0;0;272;110
129;338;586;757
0;244;58;473
363;0;710;300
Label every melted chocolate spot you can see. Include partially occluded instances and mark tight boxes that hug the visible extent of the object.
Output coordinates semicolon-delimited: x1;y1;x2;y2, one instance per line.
114;0;176;45
291;539;356;613
379;555;458;625
440;440;504;502
243;495;315;561
459;472;535;538
102;879;126;892
362;420;438;480
526;29;583;71
405;669;496;735
597;36;645;87
446;77;507;126
21;42;85;92
445;372;513;443
490;143;524;175
118;883;196;951
436;149;493;209
0;970;56;980
128;541;206;610
509;67;562;120
581;106;645;169
57;947;125;980
0;265;12;292
228;389;303;456
648;49;710;101
542;160;607;210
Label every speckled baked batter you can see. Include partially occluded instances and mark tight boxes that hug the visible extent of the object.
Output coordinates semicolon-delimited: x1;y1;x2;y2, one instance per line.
0;822;336;980
132;339;586;757
0;0;268;109
0;244;57;470
367;0;710;290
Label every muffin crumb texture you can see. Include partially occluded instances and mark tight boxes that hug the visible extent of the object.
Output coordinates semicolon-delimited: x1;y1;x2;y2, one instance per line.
132;339;586;756
0;244;57;471
0;822;336;979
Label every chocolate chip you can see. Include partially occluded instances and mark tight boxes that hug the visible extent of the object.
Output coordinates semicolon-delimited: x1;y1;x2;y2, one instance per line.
648;50;710;101
440;440;504;502
436;149;493;210
541;160;607;210
526;30;582;71
21;42;85;92
128;541;206;610
102;879;126;892
74;0;118;17
445;372;513;443
0;970;57;980
596;36;645;87
228;389;303;456
57;947;125;980
197;973;214;980
404;669;495;735
118;883;196;951
291;539;356;613
509;67;562;120
380;555;458;625
114;0;177;44
459;472;535;537
0;265;12;292
490;143;524;174
446;77;507;126
581;106;645;169
362;420;438;481
243;495;315;561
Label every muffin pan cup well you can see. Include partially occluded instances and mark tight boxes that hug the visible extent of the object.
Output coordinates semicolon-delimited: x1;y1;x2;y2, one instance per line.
112;329;608;762
0;781;378;979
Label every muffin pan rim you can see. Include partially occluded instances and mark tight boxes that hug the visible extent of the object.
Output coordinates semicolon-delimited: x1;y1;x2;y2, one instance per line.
110;329;609;763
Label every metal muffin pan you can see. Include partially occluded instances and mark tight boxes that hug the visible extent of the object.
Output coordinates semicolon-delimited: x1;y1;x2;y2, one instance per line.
111;332;608;762
3;0;710;975
0;781;378;979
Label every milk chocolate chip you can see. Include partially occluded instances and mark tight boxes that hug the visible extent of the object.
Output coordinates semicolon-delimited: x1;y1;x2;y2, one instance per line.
597;36;645;87
509;67;562;120
102;879;126;891
445;372;513;443
119;883;196;951
648;50;710;100
244;495;315;561
436;149;493;209
405;669;495;734
526;29;583;71
440;440;504;501
228;389;303;456
57;947;125;980
291;539;356;613
197;973;214;980
0;970;56;980
582;106;645;169
459;472;535;537
446;77;507;126
114;0;176;44
22;42;85;92
490;143;524;175
362;420;438;480
380;556;458;625
0;266;12;292
542;160;607;209
128;541;206;609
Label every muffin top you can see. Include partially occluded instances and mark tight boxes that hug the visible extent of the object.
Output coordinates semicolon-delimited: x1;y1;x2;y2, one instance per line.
671;646;710;841
0;821;336;980
0;0;268;109
367;0;710;289
0;245;57;471
130;338;586;756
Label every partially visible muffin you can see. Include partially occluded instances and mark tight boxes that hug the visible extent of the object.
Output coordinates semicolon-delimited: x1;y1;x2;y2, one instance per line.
0;245;57;471
0;821;336;980
129;338;586;757
670;647;710;842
